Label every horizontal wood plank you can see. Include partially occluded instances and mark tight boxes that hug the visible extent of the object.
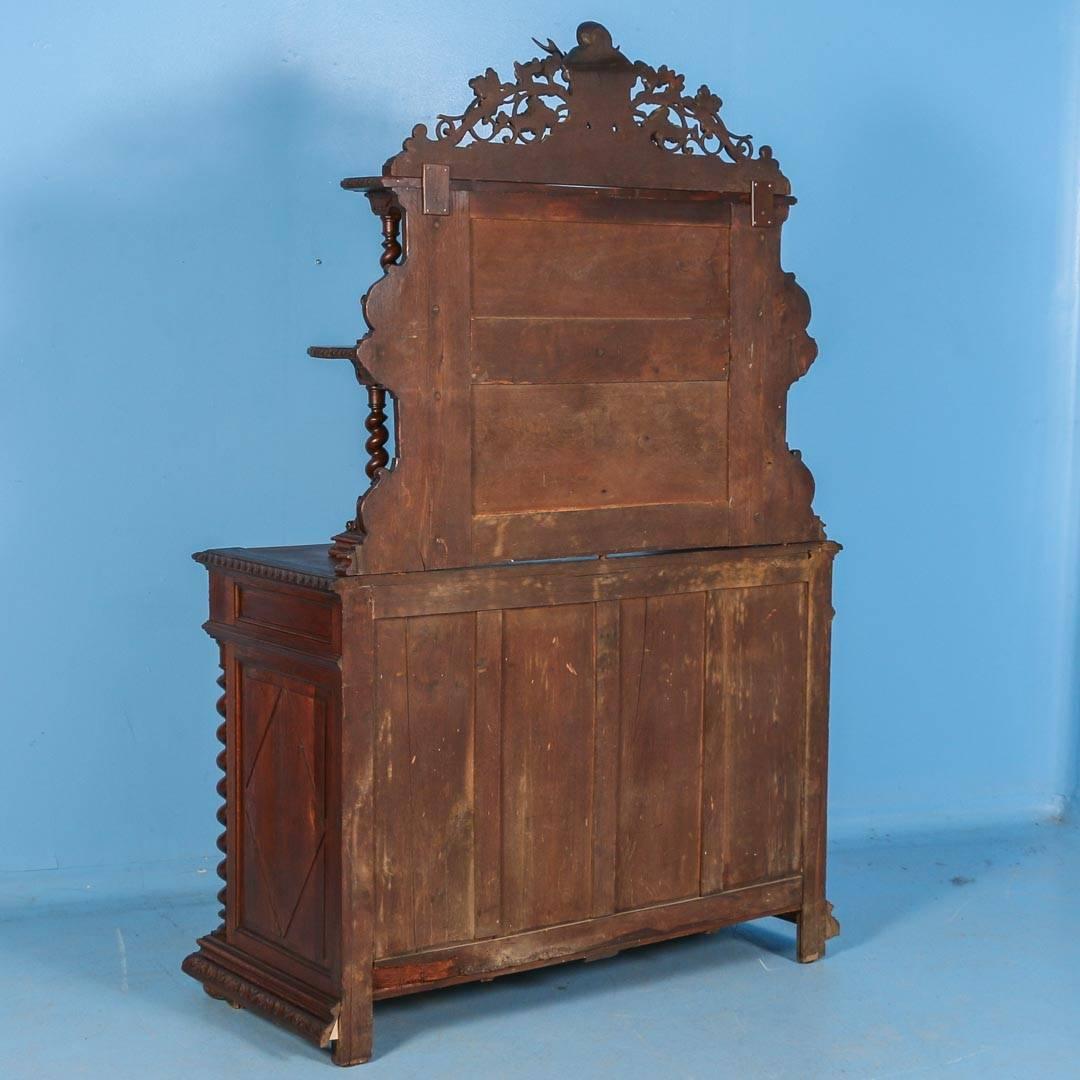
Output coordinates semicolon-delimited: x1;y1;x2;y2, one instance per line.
368;545;833;620
471;217;729;319
470;316;728;385
472;382;728;515
469;188;734;226
372;876;802;997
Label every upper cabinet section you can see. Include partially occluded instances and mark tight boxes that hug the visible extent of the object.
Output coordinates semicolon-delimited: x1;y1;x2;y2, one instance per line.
318;23;824;575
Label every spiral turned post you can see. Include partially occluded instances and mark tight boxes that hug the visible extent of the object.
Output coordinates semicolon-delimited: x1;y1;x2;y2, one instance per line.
378;205;402;270
365;385;390;479
214;659;228;932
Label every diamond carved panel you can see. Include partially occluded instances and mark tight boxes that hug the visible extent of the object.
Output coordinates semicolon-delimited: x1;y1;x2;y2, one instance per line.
238;666;327;965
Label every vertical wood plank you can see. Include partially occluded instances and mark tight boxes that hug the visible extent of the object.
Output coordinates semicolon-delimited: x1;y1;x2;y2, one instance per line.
717;582;807;890
427;189;472;566
335;585;375;1066
404;612;476;950
615;593;706;911
501;604;596;932
798;551;836;961
591;600;620;917
474;609;504;937
700;590;727;895
372;619;412;958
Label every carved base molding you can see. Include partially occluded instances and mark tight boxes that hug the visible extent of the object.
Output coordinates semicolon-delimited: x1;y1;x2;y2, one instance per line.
182;936;340;1049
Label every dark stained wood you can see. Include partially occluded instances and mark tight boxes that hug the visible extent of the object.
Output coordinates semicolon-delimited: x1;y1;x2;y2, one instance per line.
183;19;838;1068
324;25;817;575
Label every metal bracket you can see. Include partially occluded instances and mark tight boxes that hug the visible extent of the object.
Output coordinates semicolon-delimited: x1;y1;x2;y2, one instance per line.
751;179;796;228
751;179;777;227
422;163;451;215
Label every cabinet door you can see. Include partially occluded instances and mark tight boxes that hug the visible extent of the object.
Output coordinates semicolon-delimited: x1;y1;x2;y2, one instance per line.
226;646;339;993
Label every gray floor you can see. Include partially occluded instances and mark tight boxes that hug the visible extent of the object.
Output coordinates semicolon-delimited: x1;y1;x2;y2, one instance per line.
2;820;1077;1078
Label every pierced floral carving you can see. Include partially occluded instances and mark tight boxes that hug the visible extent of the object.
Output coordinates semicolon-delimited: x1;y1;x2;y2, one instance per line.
409;23;754;162
432;50;570;147
630;63;752;161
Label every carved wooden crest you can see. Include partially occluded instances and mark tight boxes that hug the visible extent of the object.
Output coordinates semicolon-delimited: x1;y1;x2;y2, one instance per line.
312;22;821;576
382;21;786;192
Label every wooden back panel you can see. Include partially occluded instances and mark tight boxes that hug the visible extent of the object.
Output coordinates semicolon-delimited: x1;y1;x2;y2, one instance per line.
323;23;824;574
364;542;836;957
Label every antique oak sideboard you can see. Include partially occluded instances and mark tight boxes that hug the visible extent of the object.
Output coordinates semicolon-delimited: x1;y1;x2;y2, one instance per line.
182;22;840;1066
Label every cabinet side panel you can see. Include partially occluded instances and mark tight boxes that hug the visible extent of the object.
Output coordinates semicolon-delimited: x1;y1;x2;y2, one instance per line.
373;613;476;957
501;604;596;933
232;657;334;986
615;593;706;910
703;582;807;891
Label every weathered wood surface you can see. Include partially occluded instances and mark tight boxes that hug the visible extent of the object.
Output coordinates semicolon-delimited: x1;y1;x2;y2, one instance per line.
326;26;818;576
183;19;837;1068
185;539;839;1062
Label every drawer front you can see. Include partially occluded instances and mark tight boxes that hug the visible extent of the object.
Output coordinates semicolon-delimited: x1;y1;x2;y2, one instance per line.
209;573;340;657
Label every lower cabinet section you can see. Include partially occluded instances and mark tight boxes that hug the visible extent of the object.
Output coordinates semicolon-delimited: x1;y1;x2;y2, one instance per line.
183;541;838;1064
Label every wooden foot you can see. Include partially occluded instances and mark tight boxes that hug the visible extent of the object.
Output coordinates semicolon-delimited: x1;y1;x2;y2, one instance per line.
332;1026;373;1067
794;900;839;963
331;990;373;1067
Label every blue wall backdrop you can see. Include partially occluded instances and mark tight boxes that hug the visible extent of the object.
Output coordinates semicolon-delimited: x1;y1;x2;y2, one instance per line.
3;1;1079;873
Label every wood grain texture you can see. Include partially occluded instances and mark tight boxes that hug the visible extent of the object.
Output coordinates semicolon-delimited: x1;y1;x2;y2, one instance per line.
373;613;476;957
472;381;728;514
188;541;838;1062
372;876;803;998
615;592;708;910
233;661;334;985
470;316;729;385
185;20;837;1067
500;604;597;933
471;217;728;319
706;583;807;891
473;609;504;937
335;585;375;1065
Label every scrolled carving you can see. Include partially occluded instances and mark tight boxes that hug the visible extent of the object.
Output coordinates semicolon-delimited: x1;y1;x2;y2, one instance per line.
630;63;752;161
431;49;570;147
401;22;754;163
